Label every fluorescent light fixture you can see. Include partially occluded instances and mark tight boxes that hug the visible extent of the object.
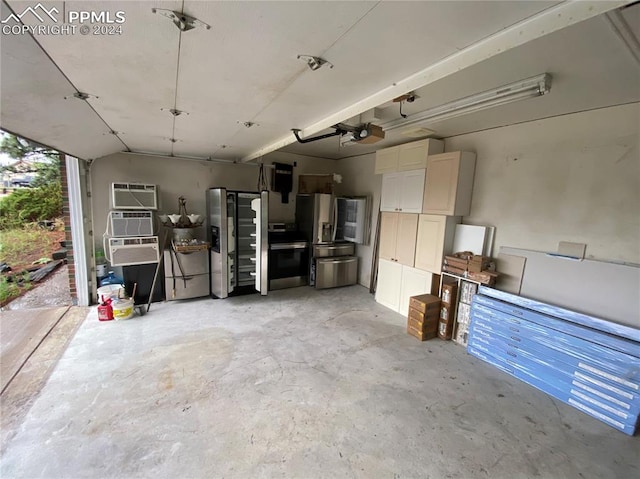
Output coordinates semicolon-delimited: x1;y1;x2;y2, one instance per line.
381;73;551;132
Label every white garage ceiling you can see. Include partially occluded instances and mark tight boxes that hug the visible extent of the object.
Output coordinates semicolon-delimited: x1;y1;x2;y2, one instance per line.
1;1;638;162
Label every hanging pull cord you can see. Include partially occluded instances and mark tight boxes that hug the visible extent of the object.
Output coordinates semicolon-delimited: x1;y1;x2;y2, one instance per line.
399;100;407;119
257;160;268;191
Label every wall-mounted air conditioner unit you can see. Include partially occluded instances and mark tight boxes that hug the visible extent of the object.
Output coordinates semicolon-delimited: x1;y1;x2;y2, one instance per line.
111;183;158;210
109;210;154;237
108;236;160;266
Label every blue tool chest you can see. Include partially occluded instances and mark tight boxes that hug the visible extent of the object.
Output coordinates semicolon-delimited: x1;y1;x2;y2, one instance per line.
468;286;640;435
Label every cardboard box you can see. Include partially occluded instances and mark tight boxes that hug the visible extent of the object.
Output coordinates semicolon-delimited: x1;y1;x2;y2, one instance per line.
441;282;458;305
438;303;456;340
468;255;492;273
409;294;441;315
442;265;466;276
408;307;438;323
467;270;498;286
454;321;470;346
407;325;437;341
460;281;478;304
408;315;438;333
444;256;469;270
298;174;334;194
457;302;471;325
438;318;455;340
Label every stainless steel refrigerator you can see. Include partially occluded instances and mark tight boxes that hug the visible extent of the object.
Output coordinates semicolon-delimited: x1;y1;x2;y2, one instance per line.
206;188;268;298
295;193;359;288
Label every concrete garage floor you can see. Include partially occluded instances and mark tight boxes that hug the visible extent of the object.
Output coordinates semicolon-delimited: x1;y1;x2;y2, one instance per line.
1;286;637;478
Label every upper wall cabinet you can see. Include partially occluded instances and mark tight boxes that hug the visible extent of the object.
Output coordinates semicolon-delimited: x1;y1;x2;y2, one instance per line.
374;139;444;174
381;169;425;213
422;151;476;216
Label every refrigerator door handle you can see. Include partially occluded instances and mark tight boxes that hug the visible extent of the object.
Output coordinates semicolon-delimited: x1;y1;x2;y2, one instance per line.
332;197;338;242
318;257;357;264
259;190;269;295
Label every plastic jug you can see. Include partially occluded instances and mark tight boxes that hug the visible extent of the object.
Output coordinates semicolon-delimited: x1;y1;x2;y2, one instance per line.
99;271;123;287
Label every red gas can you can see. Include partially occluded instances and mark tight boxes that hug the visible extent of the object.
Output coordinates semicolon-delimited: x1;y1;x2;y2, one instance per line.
98;296;114;321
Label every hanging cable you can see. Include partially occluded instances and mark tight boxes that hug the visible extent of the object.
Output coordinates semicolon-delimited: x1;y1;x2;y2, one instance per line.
257;159;268;191
399;100;407;119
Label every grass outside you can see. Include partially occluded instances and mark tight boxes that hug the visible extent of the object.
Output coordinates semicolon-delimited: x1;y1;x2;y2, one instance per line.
0;221;66;307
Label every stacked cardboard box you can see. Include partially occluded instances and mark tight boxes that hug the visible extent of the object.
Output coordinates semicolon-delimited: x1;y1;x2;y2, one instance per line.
407;294;441;341
455;302;472;345
459;281;478;304
442;252;472;275
438;282;458;340
443;252;498;286
466;270;498;286
467;255;491;273
454;281;478;346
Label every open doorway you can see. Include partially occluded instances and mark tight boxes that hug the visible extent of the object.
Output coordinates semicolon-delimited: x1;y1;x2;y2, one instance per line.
0;131;75;310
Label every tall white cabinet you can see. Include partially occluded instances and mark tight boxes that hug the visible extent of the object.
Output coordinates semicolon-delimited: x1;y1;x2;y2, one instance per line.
374;138;477;317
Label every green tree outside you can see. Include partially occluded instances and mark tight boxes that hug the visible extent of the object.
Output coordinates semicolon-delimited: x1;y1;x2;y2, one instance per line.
0;132;63;228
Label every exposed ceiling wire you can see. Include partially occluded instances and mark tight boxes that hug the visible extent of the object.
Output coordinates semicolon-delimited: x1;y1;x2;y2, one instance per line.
399;101;407;119
169;1;186;156
257;158;268;191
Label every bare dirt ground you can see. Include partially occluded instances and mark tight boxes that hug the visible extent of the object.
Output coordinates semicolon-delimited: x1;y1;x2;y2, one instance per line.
4;264;72;310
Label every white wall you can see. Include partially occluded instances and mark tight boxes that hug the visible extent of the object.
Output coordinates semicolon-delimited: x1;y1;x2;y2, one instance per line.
334;153;380;288
263;152;337;222
338;103;640;296
447;103;640;264
89;151;338;249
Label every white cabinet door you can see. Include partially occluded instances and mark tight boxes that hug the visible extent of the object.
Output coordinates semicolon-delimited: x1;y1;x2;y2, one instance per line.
423;153;459;214
375;147;399;174
397;140;428;171
415;214;446;273
397;139;445;172
423;151;476;216
415;214;461;273
378;212;398;262
399;169;426;213
376;259;403;312
399;266;434;317
381;172;401;212
395;213;418;267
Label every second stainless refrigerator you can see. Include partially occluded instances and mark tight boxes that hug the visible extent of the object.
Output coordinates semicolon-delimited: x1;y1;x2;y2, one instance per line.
206;188;268;298
295;193;359;288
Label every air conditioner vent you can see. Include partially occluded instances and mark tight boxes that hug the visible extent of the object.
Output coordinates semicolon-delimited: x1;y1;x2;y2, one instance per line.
111;183;158;210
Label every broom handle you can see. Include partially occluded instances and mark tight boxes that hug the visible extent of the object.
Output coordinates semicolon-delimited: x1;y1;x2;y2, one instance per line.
147;228;169;313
